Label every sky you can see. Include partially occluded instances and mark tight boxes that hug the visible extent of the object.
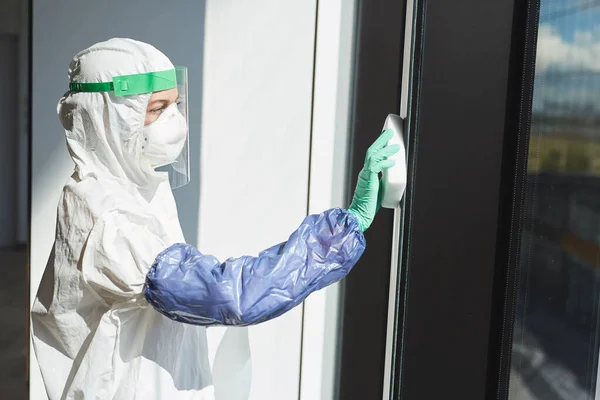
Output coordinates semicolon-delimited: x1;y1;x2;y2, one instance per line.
533;0;600;116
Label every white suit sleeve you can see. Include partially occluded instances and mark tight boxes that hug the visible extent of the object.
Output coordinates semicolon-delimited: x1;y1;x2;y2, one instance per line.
80;209;167;303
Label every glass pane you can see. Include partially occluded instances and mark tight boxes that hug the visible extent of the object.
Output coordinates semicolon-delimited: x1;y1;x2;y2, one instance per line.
508;1;600;399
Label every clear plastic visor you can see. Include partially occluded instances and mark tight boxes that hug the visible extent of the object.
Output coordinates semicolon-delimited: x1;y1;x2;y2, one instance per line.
156;66;189;189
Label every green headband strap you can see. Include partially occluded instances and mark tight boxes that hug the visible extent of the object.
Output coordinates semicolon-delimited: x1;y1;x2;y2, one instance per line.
69;68;177;96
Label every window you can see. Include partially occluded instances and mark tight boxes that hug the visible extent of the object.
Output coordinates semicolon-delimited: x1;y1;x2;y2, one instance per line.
508;1;600;398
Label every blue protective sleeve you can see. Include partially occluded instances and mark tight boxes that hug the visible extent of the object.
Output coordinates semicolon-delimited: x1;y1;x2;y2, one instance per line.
144;208;366;326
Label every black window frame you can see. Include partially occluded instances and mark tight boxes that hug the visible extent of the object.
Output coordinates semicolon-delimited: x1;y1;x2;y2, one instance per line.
337;0;407;399
338;0;538;398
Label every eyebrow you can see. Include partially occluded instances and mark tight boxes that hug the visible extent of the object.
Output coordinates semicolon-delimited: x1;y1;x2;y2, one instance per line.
148;95;180;108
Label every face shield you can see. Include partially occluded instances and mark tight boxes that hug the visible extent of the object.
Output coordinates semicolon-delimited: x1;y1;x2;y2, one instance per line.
166;66;190;188
69;66;190;189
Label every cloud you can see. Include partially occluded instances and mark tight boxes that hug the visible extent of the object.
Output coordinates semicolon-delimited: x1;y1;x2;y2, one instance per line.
535;24;600;74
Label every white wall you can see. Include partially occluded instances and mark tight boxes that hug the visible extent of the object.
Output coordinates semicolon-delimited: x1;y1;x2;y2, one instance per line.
30;0;357;399
199;3;358;398
300;1;357;399
199;2;316;398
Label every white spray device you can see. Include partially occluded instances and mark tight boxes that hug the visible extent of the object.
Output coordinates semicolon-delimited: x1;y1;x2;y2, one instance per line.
379;114;407;209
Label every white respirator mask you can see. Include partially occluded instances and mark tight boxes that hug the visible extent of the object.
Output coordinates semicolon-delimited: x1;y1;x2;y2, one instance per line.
143;103;188;168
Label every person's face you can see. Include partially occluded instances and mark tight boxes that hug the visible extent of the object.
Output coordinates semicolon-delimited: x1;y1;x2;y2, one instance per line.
145;88;179;125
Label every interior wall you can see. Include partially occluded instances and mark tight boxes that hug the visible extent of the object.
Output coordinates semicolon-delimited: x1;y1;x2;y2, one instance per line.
0;0;26;246
300;0;357;399
0;0;21;35
0;36;18;247
199;1;317;398
17;0;30;244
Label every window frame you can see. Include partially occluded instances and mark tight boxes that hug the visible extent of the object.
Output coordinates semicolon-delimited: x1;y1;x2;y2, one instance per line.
336;0;407;399
338;0;538;398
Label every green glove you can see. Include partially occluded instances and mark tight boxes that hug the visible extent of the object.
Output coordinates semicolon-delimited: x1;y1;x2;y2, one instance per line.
348;129;401;232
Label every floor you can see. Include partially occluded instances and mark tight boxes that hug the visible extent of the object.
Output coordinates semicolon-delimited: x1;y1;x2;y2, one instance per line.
0;247;28;400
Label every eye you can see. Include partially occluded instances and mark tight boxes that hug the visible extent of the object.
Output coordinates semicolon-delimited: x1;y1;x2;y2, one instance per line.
149;106;166;115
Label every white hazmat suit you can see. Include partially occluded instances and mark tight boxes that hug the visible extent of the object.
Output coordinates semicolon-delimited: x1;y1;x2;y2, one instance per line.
31;37;370;400
30;38;243;400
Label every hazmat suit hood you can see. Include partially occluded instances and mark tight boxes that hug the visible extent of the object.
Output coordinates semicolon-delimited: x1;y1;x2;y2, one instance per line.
59;37;173;190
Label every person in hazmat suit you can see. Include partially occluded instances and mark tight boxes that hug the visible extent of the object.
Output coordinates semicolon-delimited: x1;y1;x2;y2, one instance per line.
30;38;401;400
